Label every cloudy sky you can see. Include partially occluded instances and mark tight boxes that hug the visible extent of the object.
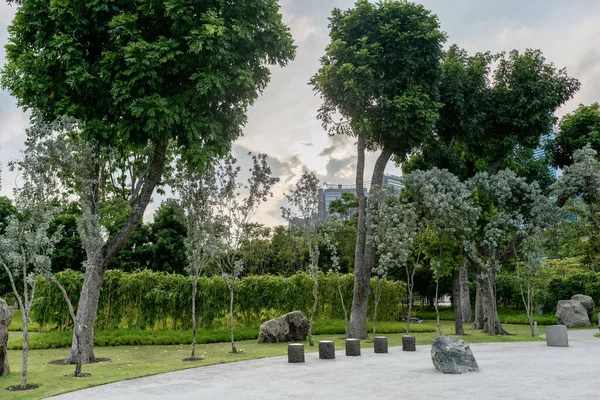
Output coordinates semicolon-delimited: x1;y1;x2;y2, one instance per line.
1;0;600;226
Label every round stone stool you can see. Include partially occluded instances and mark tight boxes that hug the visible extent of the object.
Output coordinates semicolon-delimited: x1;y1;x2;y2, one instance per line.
402;335;416;351
374;336;388;353
319;340;335;359
345;338;361;356
288;343;305;363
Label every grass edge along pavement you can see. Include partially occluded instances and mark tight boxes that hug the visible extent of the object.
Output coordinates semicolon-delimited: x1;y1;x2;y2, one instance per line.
2;321;545;400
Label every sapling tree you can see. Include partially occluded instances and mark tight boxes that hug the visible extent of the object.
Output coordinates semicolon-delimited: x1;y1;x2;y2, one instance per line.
322;219;349;337
215;153;279;353
0;168;61;390
369;188;418;337
514;236;545;337
282;171;320;345
403;168;478;336
175;166;221;361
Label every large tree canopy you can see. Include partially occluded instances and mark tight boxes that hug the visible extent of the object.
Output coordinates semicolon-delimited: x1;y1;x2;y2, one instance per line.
2;0;295;163
405;46;580;180
311;0;444;156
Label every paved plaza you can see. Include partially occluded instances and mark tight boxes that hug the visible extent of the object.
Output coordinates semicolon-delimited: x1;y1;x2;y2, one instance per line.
51;329;599;400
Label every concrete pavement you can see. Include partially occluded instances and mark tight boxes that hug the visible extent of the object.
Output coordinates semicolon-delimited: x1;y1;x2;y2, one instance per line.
50;329;600;400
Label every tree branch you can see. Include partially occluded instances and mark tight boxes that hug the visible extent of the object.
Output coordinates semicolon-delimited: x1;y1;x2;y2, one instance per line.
103;140;168;265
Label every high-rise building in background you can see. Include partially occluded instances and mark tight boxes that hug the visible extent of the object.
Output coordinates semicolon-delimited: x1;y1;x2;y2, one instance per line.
534;130;558;179
317;174;403;221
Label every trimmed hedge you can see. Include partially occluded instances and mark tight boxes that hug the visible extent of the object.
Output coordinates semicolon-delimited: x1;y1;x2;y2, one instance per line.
31;270;406;330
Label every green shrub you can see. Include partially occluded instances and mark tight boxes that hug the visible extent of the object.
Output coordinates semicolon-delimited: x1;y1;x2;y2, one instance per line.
31;270;406;331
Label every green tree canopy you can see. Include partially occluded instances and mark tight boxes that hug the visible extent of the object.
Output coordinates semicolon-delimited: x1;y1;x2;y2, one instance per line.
548;103;600;168
2;0;295;163
405;46;579;181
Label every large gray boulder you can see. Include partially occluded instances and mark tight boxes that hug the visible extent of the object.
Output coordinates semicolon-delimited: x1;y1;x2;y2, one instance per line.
0;298;13;376
571;294;595;320
556;299;590;327
431;336;479;374
258;311;310;343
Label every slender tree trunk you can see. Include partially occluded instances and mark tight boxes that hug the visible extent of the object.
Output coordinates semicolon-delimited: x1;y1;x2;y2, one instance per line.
515;253;535;337
67;257;103;364
459;261;473;322
434;279;441;336
191;278;198;359
405;256;418;335
349;143;392;339
335;273;349;338
47;273;84;376
229;278;237;353
372;277;382;338
309;272;319;345
473;279;485;329
67;142;167;364
21;311;29;389
452;270;464;335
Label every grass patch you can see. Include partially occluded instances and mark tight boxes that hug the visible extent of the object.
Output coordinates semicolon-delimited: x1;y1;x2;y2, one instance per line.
414;307;561;325
8;319;435;350
3;320;545;400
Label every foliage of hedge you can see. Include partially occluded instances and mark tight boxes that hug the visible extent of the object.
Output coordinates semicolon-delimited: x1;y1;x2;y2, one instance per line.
491;257;600;312
31;270;406;330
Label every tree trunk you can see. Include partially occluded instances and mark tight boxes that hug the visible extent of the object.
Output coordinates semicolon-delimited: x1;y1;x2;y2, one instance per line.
335;273;349;338
309;269;319;346
67;141;167;364
481;275;510;335
21;311;29;389
434;279;442;336
372;277;382;338
473;279;485;329
459;261;473;323
452;270;464;335
349;144;392;339
229;279;237;353
191;278;198;359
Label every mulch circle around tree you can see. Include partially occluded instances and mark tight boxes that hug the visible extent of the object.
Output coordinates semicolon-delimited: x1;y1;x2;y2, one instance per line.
7;384;40;391
49;358;111;365
68;373;92;378
182;357;204;362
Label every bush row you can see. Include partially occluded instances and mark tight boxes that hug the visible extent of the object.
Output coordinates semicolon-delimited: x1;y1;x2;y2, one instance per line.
31;270;407;330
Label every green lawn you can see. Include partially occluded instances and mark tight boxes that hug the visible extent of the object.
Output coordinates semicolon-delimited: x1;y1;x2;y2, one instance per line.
2;320;544;400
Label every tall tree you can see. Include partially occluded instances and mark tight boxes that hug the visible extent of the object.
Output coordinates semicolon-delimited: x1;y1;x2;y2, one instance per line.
404;45;579;330
311;0;445;339
1;0;295;363
402;168;478;335
548;103;600;168
552;145;600;265
151;199;188;274
466;170;559;334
